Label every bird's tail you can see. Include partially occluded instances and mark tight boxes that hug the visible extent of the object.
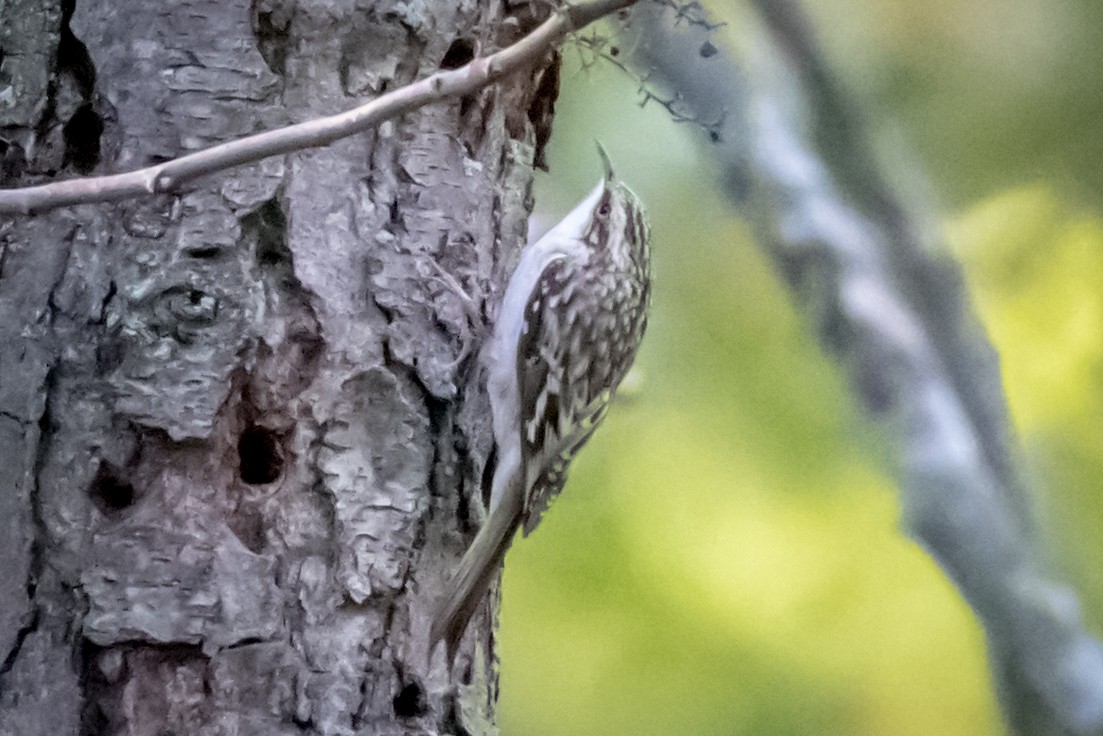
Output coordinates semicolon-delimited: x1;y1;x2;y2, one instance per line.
429;484;524;661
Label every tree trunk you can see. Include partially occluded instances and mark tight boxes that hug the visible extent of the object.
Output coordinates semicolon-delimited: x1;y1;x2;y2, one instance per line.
0;0;556;733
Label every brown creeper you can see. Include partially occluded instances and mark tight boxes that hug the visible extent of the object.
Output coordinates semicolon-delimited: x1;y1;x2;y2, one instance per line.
430;148;652;657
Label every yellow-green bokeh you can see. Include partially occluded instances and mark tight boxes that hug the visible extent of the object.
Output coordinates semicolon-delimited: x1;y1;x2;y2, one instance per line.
496;3;1103;734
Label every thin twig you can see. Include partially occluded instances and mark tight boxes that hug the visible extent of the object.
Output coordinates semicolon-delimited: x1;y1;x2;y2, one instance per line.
0;0;638;216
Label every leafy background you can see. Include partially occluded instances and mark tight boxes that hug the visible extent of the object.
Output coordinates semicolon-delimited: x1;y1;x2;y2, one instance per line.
497;1;1103;734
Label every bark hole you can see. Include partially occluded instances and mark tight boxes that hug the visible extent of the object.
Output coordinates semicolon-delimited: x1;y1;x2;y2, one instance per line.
439;38;476;70
237;426;284;485
182;244;226;260
393;680;427;718
89;464;136;514
62;104;103;173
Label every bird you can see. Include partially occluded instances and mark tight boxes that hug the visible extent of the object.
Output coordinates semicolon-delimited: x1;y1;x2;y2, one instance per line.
429;145;652;659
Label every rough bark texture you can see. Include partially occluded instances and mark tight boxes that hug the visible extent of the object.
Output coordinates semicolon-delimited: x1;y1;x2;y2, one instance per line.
0;0;558;733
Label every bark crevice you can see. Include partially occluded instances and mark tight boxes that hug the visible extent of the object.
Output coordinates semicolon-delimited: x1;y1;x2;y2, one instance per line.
0;0;569;732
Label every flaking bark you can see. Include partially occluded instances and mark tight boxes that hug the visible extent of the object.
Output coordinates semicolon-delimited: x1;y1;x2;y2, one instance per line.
0;0;562;733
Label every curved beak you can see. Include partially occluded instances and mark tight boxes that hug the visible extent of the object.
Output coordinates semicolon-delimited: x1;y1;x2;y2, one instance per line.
595;141;616;182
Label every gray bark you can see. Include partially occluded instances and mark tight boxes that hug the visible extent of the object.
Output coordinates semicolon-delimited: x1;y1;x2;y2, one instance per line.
0;0;556;733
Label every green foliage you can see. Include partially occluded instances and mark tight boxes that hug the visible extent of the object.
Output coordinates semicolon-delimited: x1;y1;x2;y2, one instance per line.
947;186;1103;623
497;2;1103;732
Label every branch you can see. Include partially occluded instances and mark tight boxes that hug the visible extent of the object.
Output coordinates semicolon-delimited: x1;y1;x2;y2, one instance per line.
0;0;638;216
630;2;1103;733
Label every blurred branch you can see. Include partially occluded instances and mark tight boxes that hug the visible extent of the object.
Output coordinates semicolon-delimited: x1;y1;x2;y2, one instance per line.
0;0;637;216
629;1;1103;733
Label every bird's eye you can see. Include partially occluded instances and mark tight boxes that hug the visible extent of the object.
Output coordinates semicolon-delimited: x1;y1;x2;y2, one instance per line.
598;202;611;216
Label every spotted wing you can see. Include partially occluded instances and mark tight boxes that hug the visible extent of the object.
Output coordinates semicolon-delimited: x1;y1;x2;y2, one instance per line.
515;256;616;536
